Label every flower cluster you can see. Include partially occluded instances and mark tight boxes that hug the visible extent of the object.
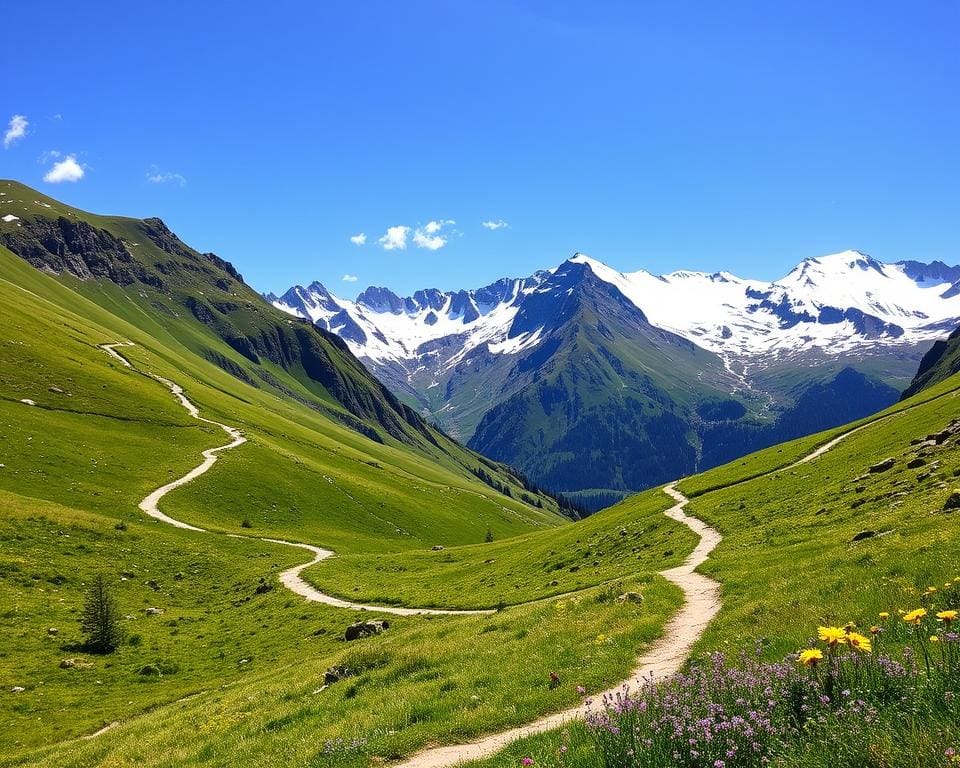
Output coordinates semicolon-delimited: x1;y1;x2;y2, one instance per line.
579;575;960;768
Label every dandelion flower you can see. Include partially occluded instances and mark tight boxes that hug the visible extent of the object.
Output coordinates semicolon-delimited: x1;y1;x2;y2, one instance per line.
879;612;890;620
846;632;872;653
594;633;607;645
931;635;940;643
903;608;927;625
798;648;824;667
937;610;958;625
818;626;847;647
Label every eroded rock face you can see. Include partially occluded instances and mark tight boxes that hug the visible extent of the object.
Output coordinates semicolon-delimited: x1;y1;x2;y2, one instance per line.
0;216;163;288
344;619;389;641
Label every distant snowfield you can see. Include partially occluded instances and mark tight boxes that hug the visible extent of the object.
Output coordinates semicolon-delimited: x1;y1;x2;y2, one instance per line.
271;250;960;377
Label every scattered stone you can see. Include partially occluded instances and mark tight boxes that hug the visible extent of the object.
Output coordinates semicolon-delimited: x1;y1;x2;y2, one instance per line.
548;580;559;586
431;545;444;551
855;485;866;493
48;386;65;394
11;686;25;693
851;530;876;542
907;457;927;469
868;458;896;473
344;619;389;641
618;528;628;536
933;429;953;444
323;665;355;685
239;658;250;665
47;627;58;636
145;607;164;616
19;399;35;406
616;591;644;604
944;490;960;512
59;658;93;670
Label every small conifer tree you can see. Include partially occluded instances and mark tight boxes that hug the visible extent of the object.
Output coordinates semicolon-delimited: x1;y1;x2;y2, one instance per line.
81;573;123;654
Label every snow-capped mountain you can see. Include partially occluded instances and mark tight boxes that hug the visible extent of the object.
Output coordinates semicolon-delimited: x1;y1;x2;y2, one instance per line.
272;250;960;379
270;250;958;508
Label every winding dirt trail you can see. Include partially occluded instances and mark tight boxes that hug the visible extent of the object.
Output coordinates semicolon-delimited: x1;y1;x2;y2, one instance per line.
99;343;492;617
390;483;721;768
97;341;869;765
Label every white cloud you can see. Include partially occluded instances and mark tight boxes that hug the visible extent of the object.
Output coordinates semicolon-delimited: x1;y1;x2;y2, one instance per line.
349;233;367;246
342;274;359;282
482;219;509;230
413;219;455;250
3;115;28;148
146;167;187;186
43;154;84;183
378;225;410;250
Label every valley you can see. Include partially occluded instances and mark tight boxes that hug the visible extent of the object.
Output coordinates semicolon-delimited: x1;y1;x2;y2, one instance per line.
1;181;958;767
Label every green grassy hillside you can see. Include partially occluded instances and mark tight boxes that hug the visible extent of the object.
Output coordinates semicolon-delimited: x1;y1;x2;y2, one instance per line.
2;180;959;767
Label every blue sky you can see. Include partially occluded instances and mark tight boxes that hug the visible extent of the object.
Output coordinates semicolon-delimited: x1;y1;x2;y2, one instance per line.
2;1;958;297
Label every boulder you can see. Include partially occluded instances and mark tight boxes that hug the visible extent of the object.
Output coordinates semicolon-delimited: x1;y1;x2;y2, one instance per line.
907;457;926;469
431;545;444;551
344;619;389;641
323;665;355;685
944;490;960;512
868;458;896;473
145;607;164;616
616;591;644;604
851;530;876;542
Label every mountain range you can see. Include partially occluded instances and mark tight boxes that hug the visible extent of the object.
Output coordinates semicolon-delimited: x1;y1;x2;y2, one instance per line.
270;251;960;508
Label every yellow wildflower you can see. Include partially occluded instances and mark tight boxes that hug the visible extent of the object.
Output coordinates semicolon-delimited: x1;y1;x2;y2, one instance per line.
594;633;607;645
930;635;940;643
878;612;890;620
846;632;872;653
798;648;824;667
903;608;927;625
869;625;880;635
817;626;847;647
937;610;958;625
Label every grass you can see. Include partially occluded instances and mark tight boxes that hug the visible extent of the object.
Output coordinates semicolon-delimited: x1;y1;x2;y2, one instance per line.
302;489;697;609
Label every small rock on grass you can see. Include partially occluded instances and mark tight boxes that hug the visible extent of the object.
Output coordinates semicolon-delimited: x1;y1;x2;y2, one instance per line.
943;490;960;512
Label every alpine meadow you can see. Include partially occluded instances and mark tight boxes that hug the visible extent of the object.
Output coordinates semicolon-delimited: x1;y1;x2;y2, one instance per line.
2;4;959;768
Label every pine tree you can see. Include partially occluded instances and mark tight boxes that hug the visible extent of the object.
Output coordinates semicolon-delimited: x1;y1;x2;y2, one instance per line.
81;573;123;654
